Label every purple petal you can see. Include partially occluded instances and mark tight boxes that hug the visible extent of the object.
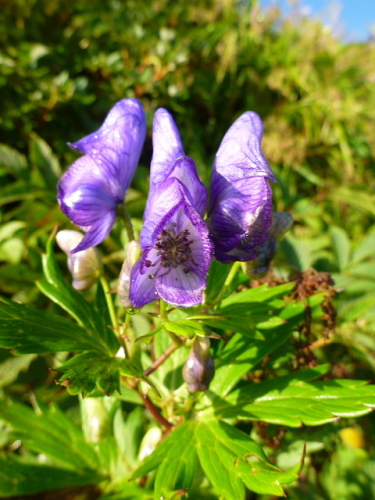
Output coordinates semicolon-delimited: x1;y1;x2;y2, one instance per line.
69;99;146;201
129;260;157;308
150;195;212;307
58;156;117;225
58;99;146;252
150;108;185;186
209;176;273;264
214;111;276;182
72;211;117;253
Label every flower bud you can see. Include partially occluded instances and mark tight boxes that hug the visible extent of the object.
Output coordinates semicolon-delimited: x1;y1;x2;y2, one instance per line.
56;230;102;291
244;212;293;279
118;240;141;308
183;337;215;393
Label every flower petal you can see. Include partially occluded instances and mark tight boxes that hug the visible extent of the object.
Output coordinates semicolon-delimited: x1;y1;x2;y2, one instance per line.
69;99;147;201
72;211;117;253
150;108;185;186
213;111;276;182
209;175;272;263
129;260;157;308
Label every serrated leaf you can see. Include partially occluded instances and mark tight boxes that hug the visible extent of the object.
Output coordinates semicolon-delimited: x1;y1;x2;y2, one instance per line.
209;300;307;397
205;365;375;426
38;235;119;354
0;401;99;471
56;351;148;397
0;454;102;497
330;226;351;271
0;296;105;354
132;421;197;500
196;421;298;498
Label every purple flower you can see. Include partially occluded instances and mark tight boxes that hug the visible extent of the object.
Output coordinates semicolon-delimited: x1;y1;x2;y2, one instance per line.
129;109;213;308
57;99;146;253
207;112;276;264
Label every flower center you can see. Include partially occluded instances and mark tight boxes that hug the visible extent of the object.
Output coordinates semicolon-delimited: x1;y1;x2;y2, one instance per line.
145;223;195;278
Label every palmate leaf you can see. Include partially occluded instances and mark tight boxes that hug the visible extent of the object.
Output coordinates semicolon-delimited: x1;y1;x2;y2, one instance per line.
131;420;299;499
37;234;119;354
209;297;313;397
0;454;102;497
0;401;99;471
56;351;148;397
0;296;105;354
202;365;375;427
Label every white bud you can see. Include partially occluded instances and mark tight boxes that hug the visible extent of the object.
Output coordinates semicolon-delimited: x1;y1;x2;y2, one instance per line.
56;230;102;291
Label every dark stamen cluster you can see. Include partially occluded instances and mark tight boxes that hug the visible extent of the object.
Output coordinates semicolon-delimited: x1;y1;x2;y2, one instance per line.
146;224;195;278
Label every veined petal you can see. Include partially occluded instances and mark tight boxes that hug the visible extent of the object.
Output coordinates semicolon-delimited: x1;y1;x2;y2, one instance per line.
213;111;276;182
72;211;117;253
58;155;117;226
150;108;185;186
129;260;157;308
209;176;272;263
70;99;146;200
58;99;146;252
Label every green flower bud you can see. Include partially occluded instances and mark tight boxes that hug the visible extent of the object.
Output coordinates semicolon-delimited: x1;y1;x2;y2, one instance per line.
183;337;215;393
244;212;293;279
56;230;102;290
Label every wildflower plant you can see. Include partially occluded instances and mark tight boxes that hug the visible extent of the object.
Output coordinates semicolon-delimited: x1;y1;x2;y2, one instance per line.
0;99;375;500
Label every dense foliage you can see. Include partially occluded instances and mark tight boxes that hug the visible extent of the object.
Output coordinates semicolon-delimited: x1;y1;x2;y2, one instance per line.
0;0;375;499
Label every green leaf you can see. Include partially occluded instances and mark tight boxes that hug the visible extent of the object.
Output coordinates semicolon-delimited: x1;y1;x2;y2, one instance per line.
352;228;375;264
164;319;212;338
0;353;36;388
205;365;375;426
196;421;298;498
131;421;197;499
38;235;118;354
0;144;28;178
56;351;148;397
209;300;307;397
0;296;105;354
0;454;102;497
330;226;350;271
205;260;232;303
29;133;62;189
0;401;99;471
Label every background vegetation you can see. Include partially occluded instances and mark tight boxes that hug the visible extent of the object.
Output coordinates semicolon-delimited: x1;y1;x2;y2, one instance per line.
0;0;375;498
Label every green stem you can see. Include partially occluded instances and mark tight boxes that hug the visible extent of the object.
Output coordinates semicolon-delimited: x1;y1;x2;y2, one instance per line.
100;276;129;358
117;204;135;241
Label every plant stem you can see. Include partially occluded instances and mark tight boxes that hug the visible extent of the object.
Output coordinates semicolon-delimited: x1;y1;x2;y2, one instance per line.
117;204;135;241
144;342;180;377
100;276;129;358
138;390;173;430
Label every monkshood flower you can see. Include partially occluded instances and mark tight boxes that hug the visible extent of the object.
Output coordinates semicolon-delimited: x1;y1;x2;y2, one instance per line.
244;212;293;279
56;230;102;291
129;109;213;308
58;99;146;253
207;111;277;264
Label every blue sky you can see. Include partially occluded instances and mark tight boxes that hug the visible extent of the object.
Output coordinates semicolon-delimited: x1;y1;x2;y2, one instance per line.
260;0;375;41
